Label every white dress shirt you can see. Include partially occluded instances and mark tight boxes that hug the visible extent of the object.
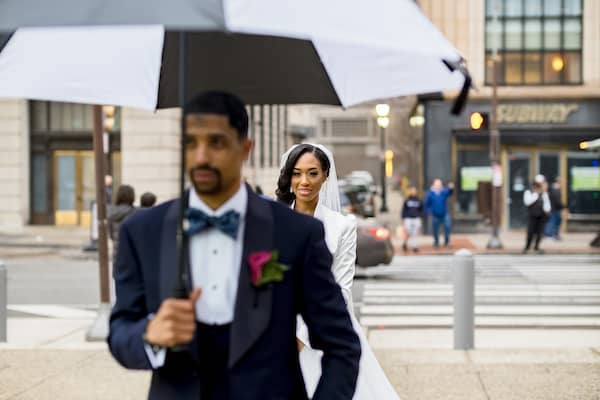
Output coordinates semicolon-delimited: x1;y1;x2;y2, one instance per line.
145;184;247;368
188;184;247;324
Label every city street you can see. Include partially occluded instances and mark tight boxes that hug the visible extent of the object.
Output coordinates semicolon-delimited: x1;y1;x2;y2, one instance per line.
4;251;600;347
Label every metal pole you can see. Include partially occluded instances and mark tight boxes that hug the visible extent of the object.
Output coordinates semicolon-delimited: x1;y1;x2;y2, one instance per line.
380;125;389;212
487;0;503;249
174;30;189;299
452;249;475;350
85;106;112;341
93;106;110;303
0;262;6;342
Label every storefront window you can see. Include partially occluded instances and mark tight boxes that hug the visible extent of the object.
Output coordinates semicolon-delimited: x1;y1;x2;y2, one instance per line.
32;154;48;213
567;154;600;214
456;149;491;215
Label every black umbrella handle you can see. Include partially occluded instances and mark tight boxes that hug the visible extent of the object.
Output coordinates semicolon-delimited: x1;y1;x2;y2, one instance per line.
171;30;190;354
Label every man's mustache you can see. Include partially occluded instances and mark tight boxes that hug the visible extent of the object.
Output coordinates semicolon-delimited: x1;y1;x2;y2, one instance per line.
189;166;222;179
190;166;221;175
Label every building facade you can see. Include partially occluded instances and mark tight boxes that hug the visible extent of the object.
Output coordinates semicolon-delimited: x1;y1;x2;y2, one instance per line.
0;99;288;231
419;0;600;231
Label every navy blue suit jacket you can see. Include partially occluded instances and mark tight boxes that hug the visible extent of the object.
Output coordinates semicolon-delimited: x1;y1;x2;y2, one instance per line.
108;187;361;399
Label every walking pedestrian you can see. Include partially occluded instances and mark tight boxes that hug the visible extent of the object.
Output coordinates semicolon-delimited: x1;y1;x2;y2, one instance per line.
401;187;423;253
523;181;551;253
108;184;137;264
544;180;565;240
425;179;454;248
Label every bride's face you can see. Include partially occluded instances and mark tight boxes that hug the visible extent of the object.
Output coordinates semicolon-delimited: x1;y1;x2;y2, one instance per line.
291;152;327;204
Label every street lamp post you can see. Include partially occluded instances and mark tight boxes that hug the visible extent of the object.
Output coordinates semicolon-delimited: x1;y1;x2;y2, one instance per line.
487;0;503;249
376;104;390;213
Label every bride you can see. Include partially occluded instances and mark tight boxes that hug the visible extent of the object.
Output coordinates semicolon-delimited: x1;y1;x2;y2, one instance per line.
277;143;400;400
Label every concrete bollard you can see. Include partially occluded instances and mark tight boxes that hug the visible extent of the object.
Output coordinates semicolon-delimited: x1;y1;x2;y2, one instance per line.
0;261;6;342
452;249;474;350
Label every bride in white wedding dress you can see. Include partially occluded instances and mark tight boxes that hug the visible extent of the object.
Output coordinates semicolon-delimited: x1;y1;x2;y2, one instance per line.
277;143;400;400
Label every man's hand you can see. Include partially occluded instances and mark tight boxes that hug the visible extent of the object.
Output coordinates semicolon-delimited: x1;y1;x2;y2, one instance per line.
145;288;202;348
447;182;455;190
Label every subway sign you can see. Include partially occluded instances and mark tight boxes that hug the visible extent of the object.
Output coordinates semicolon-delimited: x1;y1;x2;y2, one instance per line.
497;103;578;124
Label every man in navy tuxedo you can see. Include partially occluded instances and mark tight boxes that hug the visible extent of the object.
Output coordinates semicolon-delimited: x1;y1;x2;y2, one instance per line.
108;91;361;399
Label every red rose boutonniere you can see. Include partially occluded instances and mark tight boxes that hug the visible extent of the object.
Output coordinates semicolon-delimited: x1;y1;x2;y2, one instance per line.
248;250;289;287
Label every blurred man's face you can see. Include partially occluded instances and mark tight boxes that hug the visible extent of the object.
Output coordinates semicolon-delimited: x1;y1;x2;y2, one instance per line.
409;187;417;196
432;179;443;191
185;114;251;200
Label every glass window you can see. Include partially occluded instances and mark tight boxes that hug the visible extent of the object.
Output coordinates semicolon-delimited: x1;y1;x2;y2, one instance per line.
31;101;48;131
567;155;600;214
544;19;562;50
544;0;562;16
50;102;62;131
524;20;542;49
56;155;76;211
485;19;502;50
505;20;523;49
544;53;563;84
524;0;542;16
61;102;73;130
32;153;48;213
504;52;523;84
485;53;504;84
486;0;502;17
524;52;542;84
564;51;582;83
564;0;582;16
505;0;522;17
456;149;490;215
563;18;582;50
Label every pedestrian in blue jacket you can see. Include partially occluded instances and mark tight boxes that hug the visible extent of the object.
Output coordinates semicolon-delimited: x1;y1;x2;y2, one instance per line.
425;179;454;248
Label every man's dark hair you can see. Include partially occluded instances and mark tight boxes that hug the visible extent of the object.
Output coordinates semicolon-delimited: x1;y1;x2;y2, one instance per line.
115;185;135;206
140;192;157;208
184;91;249;140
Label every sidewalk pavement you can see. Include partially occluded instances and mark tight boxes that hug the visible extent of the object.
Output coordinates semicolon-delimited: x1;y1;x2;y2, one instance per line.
0;226;96;259
1;316;599;399
392;231;600;256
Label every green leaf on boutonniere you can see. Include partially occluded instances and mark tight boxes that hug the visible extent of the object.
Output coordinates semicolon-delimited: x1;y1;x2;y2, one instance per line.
255;260;289;287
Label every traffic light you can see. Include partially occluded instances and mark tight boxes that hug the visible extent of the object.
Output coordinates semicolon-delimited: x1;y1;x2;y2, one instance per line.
469;111;489;131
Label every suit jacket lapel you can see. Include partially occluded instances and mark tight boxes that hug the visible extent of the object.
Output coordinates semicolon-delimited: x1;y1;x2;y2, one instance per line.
229;186;274;368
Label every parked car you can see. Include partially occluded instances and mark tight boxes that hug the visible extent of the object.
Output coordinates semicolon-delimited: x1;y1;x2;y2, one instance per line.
339;180;376;218
346;170;377;193
340;191;393;267
355;218;394;267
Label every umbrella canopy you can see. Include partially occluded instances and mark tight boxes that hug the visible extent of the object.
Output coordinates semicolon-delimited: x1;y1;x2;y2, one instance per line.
0;0;468;109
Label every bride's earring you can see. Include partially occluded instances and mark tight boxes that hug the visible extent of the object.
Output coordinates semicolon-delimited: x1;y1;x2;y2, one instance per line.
289;185;293;194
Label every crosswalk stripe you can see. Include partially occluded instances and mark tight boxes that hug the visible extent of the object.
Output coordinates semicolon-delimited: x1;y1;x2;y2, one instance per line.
360;305;600;316
8;305;97;319
359;315;600;328
363;283;600;290
363;290;600;297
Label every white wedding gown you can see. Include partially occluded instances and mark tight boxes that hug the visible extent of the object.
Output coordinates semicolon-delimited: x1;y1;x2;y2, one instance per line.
297;203;400;400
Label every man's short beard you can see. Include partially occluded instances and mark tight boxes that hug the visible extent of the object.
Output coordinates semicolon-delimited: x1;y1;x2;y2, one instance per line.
189;166;223;195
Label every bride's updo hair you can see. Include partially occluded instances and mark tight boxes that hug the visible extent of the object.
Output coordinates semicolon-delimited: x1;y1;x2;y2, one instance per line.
276;144;330;205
